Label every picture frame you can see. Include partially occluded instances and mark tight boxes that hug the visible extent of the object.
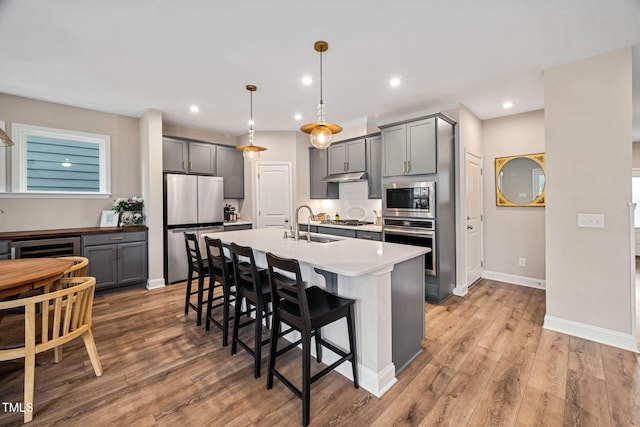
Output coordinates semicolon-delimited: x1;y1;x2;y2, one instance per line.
100;210;119;227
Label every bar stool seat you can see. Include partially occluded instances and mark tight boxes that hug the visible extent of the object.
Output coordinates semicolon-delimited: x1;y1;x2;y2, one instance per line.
265;252;358;427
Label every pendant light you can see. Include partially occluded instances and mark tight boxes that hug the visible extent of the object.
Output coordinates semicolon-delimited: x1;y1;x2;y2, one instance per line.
0;128;14;147
237;84;266;161
300;41;342;149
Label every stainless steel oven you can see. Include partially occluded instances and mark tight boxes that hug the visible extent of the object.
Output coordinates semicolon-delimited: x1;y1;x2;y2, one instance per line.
383;181;435;218
383;217;435;276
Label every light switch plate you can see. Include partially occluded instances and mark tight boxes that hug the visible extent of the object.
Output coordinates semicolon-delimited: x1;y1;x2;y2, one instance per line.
577;213;605;228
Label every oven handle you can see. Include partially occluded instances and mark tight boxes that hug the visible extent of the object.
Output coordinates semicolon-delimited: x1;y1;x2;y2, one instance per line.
383;227;434;237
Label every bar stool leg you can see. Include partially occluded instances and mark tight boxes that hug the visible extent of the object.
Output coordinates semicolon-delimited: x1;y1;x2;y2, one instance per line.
254;302;264;378
196;274;205;326
266;312;279;390
302;332;312;427
222;292;230;347
314;328;323;363
205;277;214;332
347;305;359;388
231;295;243;355
184;275;192;316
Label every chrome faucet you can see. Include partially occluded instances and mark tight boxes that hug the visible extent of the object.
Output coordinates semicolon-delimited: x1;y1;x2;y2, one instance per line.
293;204;315;241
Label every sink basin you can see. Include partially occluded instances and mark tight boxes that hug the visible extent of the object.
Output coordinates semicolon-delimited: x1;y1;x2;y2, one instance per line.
297;233;340;244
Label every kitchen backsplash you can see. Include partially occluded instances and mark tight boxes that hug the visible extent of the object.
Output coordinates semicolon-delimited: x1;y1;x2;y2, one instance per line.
308;181;382;223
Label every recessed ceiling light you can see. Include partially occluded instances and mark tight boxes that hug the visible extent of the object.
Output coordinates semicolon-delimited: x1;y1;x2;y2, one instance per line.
503;101;514;109
302;76;313;86
294;113;302;121
190;105;200;113
390;77;401;87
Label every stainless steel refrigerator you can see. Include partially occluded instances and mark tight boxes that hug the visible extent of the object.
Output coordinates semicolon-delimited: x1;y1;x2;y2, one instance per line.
165;174;224;283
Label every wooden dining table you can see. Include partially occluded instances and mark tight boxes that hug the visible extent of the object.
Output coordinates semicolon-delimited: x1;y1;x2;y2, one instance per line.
0;258;74;299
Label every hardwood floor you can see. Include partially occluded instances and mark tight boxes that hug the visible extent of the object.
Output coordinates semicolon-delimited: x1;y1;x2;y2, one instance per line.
1;279;639;426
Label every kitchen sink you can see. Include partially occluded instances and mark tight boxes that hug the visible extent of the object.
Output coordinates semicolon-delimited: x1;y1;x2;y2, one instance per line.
296;233;340;244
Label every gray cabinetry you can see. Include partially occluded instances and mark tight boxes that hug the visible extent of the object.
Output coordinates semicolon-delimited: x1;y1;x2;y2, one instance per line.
216;146;244;198
0;240;10;260
162;137;189;173
162;137;217;175
316;226;356;238
367;134;382;198
356;230;382;241
224;223;252;231
309;148;338;199
382;118;436;177
328;139;366;174
189;142;217;175
82;231;148;290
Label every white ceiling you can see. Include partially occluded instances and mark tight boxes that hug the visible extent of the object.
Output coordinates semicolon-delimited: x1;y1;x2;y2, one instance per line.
1;1;639;139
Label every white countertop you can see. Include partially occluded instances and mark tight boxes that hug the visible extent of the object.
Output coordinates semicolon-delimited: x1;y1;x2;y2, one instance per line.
309;221;382;233
207;228;427;277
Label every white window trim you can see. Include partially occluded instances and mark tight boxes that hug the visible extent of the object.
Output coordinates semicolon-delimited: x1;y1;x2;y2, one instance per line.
8;123;111;196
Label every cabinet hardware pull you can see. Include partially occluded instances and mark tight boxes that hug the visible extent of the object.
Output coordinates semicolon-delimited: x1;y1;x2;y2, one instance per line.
361;235;372;239
189;161;193;171
110;237;125;241
182;160;186;170
118;248;122;258
112;248;117;258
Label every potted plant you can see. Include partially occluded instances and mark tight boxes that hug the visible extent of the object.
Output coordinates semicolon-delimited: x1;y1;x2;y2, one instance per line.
112;197;145;227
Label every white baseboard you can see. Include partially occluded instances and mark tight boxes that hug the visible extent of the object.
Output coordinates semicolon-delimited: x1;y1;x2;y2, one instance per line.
544;315;639;353
146;277;165;290
483;270;546;290
453;285;468;296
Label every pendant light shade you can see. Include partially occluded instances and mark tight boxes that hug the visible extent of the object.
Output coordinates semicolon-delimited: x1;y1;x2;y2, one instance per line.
0;128;14;147
237;84;267;161
300;41;342;149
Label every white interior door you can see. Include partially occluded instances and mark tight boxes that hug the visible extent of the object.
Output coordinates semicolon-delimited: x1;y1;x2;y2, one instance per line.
466;152;483;285
257;163;291;229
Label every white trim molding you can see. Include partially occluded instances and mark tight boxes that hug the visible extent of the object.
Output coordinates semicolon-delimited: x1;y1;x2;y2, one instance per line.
146;278;166;290
483;270;546;289
544;315;639;353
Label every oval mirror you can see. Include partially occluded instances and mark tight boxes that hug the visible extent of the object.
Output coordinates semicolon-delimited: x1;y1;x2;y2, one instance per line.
495;153;545;206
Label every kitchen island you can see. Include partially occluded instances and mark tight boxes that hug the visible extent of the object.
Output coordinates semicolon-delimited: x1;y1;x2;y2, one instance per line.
204;227;428;397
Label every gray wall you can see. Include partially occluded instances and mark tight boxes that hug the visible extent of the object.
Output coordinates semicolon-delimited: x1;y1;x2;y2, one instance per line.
545;48;634;339
0;93;141;231
482;110;546;280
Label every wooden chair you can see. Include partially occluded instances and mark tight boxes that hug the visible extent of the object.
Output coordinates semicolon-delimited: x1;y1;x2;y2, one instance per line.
265;252;358;427
0;276;103;423
203;236;235;347
57;256;89;278
184;232;209;326
229;242;272;378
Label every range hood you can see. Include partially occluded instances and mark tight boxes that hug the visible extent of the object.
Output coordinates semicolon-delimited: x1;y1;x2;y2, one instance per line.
322;172;368;183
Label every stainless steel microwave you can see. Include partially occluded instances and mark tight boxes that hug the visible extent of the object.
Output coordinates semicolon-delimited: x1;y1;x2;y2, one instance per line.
383;181;436;218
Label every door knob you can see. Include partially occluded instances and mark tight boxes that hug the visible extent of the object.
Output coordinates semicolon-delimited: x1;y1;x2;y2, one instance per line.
467;225;474;230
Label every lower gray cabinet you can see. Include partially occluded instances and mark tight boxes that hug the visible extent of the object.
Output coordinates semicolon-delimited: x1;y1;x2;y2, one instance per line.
0;240;10;260
224;223;252;231
356;230;382;241
315;226;356;238
82;231;148;290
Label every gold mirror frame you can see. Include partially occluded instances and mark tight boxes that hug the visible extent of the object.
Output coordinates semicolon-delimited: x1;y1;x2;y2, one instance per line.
495;153;546;207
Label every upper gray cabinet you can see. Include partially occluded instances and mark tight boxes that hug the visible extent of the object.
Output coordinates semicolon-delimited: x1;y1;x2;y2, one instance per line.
382;118;436;177
366;134;382;199
162;137;189;173
309;147;338;199
328;139;366;174
162;137;216;175
188;142;217;175
216;145;244;199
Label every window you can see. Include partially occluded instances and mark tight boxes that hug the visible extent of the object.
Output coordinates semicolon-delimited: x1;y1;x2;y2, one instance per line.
8;123;110;195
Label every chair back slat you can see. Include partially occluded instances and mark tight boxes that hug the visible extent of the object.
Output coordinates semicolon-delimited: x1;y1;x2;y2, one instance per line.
184;232;206;274
230;243;261;297
204;236;232;288
265;252;311;330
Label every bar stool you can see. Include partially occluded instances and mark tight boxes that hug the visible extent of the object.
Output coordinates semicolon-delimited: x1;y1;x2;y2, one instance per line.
203;236;235;347
184;232;209;326
265;252;358;427
229;242;272;378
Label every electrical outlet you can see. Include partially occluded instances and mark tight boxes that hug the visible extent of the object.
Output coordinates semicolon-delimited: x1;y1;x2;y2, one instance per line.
577;213;605;228
518;257;526;267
